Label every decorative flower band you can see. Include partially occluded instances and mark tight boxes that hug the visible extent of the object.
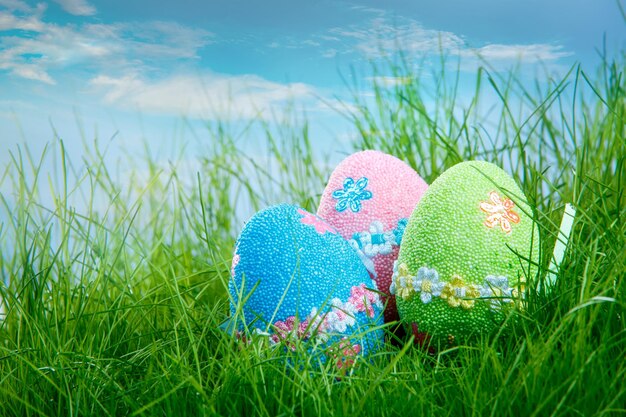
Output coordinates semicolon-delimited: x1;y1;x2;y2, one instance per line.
238;284;382;352
348;218;408;277
390;261;523;310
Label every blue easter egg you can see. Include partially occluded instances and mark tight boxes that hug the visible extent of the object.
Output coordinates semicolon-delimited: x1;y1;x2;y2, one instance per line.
228;204;384;367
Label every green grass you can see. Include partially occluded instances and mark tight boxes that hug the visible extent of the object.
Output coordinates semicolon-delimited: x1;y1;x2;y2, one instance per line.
0;49;625;416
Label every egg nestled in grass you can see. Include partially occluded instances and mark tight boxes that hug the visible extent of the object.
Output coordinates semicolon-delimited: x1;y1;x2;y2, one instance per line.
392;161;540;343
228;204;384;368
317;150;428;323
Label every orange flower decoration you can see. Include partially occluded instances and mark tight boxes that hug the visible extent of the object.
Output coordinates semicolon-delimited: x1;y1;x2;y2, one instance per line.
479;191;520;234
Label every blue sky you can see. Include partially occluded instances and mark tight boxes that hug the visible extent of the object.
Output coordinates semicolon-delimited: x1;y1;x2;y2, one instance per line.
0;0;624;172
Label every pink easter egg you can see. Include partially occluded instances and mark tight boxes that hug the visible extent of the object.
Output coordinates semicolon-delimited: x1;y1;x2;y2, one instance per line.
317;150;428;323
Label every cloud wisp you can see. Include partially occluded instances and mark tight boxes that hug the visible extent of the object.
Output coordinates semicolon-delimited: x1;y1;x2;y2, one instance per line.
0;6;213;85
52;0;96;16
0;4;328;122
0;0;35;12
0;2;574;124
465;43;571;63
89;72;315;121
318;10;571;66
327;17;464;59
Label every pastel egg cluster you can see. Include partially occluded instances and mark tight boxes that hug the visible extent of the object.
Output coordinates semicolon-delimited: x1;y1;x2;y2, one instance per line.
226;154;540;360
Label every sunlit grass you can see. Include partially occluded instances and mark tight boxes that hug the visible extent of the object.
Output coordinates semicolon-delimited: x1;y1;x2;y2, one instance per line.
0;49;624;416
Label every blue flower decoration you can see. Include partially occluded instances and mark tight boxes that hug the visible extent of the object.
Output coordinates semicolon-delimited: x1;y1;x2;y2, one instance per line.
332;177;373;213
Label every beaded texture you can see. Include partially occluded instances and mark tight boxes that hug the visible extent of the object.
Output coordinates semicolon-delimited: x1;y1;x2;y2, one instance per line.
396;161;540;341
228;204;384;366
317;150;428;323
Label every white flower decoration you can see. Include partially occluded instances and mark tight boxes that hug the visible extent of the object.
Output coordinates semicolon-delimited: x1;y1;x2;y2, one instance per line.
361;221;394;256
412;267;445;304
482;275;514;308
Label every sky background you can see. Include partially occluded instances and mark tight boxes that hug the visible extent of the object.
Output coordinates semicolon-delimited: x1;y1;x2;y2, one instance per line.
1;0;625;178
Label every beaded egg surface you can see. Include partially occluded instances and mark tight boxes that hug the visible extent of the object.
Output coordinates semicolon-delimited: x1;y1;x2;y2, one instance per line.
317;150;428;323
229;204;384;365
393;161;540;342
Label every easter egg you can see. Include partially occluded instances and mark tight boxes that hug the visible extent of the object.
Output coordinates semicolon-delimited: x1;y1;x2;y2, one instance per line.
392;161;540;342
317;150;428;323
228;204;384;367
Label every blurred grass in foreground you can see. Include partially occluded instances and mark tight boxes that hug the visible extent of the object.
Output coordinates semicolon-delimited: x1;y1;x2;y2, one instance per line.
0;49;624;416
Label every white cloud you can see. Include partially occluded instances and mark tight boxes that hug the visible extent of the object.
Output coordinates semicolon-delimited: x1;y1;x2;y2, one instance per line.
108;21;213;59
0;0;32;12
0;11;42;31
302;39;321;47
0;2;46;31
264;37;320;50
0;22;117;83
349;5;386;16
322;48;338;58
321;13;570;66
0;5;318;123
464;43;572;63
318;35;341;42
327;17;464;59
0;7;213;84
10;63;55;83
89;72;315;121
52;0;96;16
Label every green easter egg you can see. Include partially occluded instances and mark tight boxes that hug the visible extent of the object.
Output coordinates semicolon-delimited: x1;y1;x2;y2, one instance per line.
393;161;540;342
